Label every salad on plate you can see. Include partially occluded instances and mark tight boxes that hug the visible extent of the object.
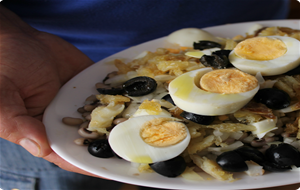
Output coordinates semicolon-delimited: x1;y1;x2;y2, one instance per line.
49;21;300;189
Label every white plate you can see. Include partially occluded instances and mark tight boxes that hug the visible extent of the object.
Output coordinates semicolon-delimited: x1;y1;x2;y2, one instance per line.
44;20;300;190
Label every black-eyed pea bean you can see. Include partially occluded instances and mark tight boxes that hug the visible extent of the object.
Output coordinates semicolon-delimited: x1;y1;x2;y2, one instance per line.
265;136;278;143
251;139;266;147
242;134;255;144
273;126;284;135
258;144;270;154
84;104;97;112
62;117;84;126
78;127;99;139
77;107;86;113
95;82;109;89
74;138;92;146
281;132;294;138
113;118;128;125
82;112;90;118
80;121;89;129
238;132;248;141
223;137;235;145
85;95;98;105
85;114;91;121
282;132;289;138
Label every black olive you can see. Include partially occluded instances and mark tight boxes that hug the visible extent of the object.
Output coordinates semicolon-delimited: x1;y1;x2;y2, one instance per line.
212;50;231;57
265;143;300;168
180;111;215;125
122;76;157;96
261;161;292;172
253;88;290;110
193;41;222;50
212;50;233;68
149;156;186;178
234;146;265;165
162;94;175;105
284;64;300;75
200;54;231;69
97;87;124;95
88;139;114;158
216;151;248;172
96;82;124;95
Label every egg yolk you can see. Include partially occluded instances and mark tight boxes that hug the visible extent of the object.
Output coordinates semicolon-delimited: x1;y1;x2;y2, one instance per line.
234;37;287;61
185;51;205;58
200;69;258;94
139;99;162;115
140;118;187;147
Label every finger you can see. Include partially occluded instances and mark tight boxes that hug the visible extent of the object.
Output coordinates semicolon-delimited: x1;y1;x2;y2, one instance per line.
35;31;94;84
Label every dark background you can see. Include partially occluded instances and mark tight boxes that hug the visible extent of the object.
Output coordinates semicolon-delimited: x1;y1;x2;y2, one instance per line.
289;0;300;18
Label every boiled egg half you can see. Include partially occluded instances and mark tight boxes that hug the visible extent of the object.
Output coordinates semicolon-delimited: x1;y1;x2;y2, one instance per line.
108;115;190;163
166;28;220;47
229;36;300;76
169;68;259;116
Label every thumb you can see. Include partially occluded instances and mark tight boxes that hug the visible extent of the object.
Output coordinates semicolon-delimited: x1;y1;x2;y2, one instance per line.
19;138;41;157
1;113;52;158
0;87;52;158
16;116;52;157
0;83;107;178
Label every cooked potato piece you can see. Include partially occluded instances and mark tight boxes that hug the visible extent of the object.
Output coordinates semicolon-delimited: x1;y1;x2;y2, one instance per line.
201;123;256;132
88;103;125;131
224;38;238;50
240;102;276;119
285;123;298;134
190;155;235;182
97;94;131;105
188;135;215;154
244;161;264;177
234;110;262;123
187;123;206;138
257;26;300;41
181;166;204;181
274;75;300;100
114;59;134;74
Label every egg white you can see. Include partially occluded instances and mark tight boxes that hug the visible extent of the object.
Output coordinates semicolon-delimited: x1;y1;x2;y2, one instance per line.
168;68;259;116
251;117;278;139
229;36;300;76
108;115;191;164
166;28;220;47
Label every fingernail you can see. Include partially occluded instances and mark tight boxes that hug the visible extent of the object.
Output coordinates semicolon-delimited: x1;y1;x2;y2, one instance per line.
20;138;41;157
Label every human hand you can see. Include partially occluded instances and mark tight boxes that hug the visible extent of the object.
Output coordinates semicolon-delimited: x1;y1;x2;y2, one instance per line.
0;5;99;177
